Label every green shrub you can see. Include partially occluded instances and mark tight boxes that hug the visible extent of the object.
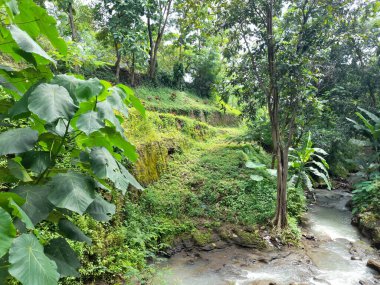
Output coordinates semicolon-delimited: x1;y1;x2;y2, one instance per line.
352;178;380;215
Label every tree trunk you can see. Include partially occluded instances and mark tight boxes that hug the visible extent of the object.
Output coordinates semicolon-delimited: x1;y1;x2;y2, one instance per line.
147;0;173;80
131;52;136;87
266;0;288;228
147;15;155;79
114;41;121;83
68;2;77;42
273;145;288;228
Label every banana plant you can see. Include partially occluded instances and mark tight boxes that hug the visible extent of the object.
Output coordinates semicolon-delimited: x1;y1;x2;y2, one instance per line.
288;132;331;191
347;107;380;164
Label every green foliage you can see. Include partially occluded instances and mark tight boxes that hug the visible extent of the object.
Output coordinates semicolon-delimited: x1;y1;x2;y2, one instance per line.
287;187;306;220
0;0;66;95
0;73;144;284
289;132;331;191
9;234;60;285
247;108;273;151
172;61;184;88
347;107;380;164
141;136;276;225
190;49;221;98
352;178;380;215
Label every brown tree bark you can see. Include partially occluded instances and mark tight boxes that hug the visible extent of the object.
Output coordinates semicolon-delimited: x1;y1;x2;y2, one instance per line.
68;2;77;42
147;0;173;80
114;40;121;83
266;0;288;228
131;52;136;87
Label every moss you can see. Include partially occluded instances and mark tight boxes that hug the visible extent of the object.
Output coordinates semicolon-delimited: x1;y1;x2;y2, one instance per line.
192;229;213;246
233;228;267;249
133;139;180;185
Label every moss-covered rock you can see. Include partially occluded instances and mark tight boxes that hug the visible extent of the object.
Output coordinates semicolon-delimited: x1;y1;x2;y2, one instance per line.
356;211;380;248
218;224;267;249
192;229;214;247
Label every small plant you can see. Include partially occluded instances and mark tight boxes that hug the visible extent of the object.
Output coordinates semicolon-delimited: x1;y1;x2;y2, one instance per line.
170;92;177;101
288;132;331;191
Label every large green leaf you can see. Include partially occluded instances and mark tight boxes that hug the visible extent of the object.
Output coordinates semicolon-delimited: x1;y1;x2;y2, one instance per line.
97;100;124;134
12;185;54;225
0;127;38;155
8;158;32;182
28;83;78;123
58;219;92;245
8;91;30;118
103;127;138;162
20;151;52;175
45;238;80;277
9;198;34;230
46;118;74;137
0;193;24;211
0;208;16;258
51;75;83;103
8;25;55;63
9;234;59;285
358;107;380;124
75;78;103;102
245;161;266;169
308;166;331;190
0;255;9;284
86;195;116;222
48;172;96;214
76;111;105;135
107;87;129;118
89;147;142;193
11;0;67;55
117;84;145;117
250;175;264;181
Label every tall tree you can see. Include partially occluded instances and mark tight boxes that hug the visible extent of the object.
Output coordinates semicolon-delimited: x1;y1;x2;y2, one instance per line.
146;0;174;80
95;0;145;82
220;0;353;228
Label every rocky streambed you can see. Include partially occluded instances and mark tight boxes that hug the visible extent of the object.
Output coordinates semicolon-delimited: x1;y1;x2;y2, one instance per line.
154;189;380;285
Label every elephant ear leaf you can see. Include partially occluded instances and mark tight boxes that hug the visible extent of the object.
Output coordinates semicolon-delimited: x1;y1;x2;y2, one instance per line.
76;111;104;135
45;238;80;278
9;234;60;285
86;195;116;222
0;128;38;156
58;219;92;245
12;185;54;225
28;83;78;123
8;198;34;230
9;25;55;63
0;208;16;259
48;172;96;215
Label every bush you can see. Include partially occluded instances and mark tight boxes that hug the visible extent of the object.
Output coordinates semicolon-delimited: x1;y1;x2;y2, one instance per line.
191;49;221;98
352;178;380;215
247;108;273;151
287;186;306;220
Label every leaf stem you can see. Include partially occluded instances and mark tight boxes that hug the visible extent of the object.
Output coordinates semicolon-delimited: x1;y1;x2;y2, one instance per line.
36;119;71;184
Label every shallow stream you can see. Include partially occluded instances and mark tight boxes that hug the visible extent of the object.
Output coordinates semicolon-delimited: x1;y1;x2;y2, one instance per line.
155;189;379;285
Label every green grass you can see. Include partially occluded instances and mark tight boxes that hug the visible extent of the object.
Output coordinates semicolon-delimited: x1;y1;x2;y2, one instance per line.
140;128;277;226
135;86;240;116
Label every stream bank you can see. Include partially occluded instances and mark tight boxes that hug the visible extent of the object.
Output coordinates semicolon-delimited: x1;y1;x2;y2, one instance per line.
154;189;380;285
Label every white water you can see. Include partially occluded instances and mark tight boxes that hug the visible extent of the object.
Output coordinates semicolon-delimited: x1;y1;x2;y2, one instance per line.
156;190;378;285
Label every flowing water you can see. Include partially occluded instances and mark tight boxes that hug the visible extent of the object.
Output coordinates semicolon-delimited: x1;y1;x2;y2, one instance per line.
154;189;379;285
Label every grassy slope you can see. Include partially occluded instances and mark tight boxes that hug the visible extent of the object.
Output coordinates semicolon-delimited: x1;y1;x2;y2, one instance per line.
135;86;240;116
62;88;303;285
